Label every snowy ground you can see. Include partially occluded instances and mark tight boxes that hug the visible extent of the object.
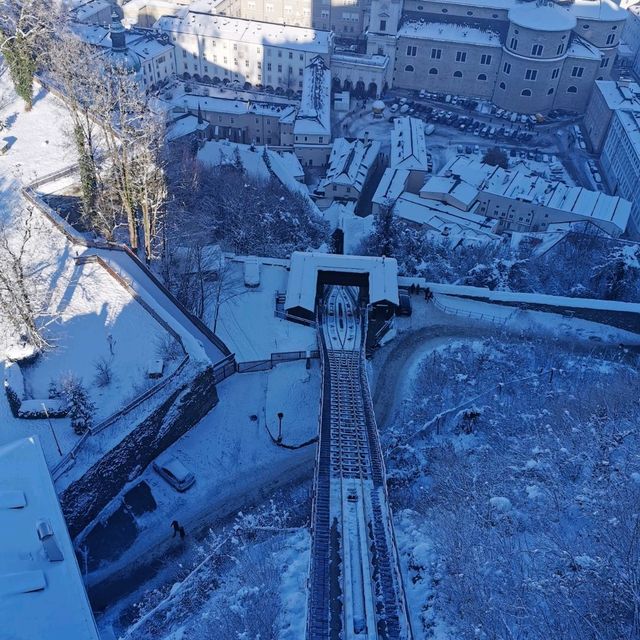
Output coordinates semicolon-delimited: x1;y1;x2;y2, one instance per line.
80;359;320;592
211;258;317;361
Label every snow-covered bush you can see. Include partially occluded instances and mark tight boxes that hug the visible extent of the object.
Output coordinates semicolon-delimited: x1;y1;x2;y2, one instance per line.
93;356;113;388
3;361;25;416
389;338;640;639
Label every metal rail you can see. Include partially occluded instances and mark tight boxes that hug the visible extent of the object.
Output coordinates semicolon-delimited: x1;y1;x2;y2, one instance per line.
307;286;413;639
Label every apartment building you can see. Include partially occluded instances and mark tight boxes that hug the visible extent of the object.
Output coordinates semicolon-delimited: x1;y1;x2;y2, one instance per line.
584;79;640;152
601;110;640;236
155;7;332;92
420;156;631;236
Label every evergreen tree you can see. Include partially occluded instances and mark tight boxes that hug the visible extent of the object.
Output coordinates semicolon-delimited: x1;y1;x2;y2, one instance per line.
1;32;36;110
62;376;95;435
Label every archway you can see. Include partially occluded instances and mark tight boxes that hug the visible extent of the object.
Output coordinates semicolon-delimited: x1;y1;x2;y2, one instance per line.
355;80;366;98
343;79;353;92
182;72;191;81
332;77;342;93
368;82;377;98
213;76;221;84
202;75;211;83
193;74;201;82
244;81;252;90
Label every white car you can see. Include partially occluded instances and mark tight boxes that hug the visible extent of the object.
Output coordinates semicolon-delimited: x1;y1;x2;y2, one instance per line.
153;453;196;492
424;123;435;135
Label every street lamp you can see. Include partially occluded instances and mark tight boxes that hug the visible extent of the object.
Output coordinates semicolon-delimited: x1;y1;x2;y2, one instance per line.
277;412;284;443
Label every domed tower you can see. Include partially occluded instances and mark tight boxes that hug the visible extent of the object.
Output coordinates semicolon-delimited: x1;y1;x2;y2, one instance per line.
107;8;141;76
493;1;576;113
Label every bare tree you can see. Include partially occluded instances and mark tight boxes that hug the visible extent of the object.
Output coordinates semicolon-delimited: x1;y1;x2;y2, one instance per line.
0;205;55;350
47;28;168;262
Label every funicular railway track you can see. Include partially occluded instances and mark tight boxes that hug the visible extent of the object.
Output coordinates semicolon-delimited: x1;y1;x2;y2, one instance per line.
307;286;412;639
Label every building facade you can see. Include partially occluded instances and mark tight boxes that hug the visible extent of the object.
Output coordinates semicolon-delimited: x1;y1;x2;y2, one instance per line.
601;109;640;236
393;0;627;114
155;8;332;92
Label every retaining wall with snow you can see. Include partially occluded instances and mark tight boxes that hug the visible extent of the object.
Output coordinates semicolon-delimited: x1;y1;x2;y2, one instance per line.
60;364;218;538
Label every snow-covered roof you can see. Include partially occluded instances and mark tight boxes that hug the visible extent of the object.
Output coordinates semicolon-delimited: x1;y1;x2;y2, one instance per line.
320;138;381;191
71;23;174;59
563;0;626;22
166;114;209;141
294;56;332;136
424;156;631;233
394;192;499;240
509;3;576;31
0;437;100;640
566;36;602;60
285;252;399;313
331;52;388;69
156;11;331;53
593;80;640;111
398;20;502;46
197;140;315;206
391;117;430;171
372;168;410;207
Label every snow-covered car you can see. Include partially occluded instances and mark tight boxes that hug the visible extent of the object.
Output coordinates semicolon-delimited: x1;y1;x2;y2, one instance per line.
424;123;435;135
153;453;196;492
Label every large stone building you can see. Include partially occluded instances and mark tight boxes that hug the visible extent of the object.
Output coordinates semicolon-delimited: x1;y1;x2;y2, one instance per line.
155;6;332;91
390;0;627;113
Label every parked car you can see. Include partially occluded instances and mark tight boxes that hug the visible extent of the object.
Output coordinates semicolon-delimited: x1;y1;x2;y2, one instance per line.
390;103;399;112
153;453;196;492
424;123;435;135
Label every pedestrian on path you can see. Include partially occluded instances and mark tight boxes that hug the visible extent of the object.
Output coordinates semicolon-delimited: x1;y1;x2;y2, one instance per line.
171;520;180;538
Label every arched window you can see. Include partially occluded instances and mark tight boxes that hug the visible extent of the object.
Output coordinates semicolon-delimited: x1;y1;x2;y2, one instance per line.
429;67;438;75
405;65;414;72
499;81;506;89
547;87;554;95
477;73;487;81
521;88;531;96
567;85;577;93
453;71;462;78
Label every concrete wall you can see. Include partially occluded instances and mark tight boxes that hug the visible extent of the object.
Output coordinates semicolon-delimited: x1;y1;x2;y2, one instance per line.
61;365;219;538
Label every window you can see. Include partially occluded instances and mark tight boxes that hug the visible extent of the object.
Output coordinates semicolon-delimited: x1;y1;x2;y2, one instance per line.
552;67;560;79
531;44;543;56
480;54;492;65
571;66;584;78
277;64;282;72
455;51;467;62
267;63;272;71
606;33;615;45
525;69;537;81
477;73;487;81
406;45;417;56
379;19;386;30
405;64;414;72
556;43;564;55
521;89;531;96
431;48;442;59
289;51;293;59
582;23;590;29
601;57;609;68
499;81;506;89
510;37;518;50
429;67;438;75
567;85;577;93
547;87;554;95
503;62;511;74
453;70;462;78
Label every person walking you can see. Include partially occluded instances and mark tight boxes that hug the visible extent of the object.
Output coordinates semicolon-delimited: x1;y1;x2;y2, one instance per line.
171;520;180;538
